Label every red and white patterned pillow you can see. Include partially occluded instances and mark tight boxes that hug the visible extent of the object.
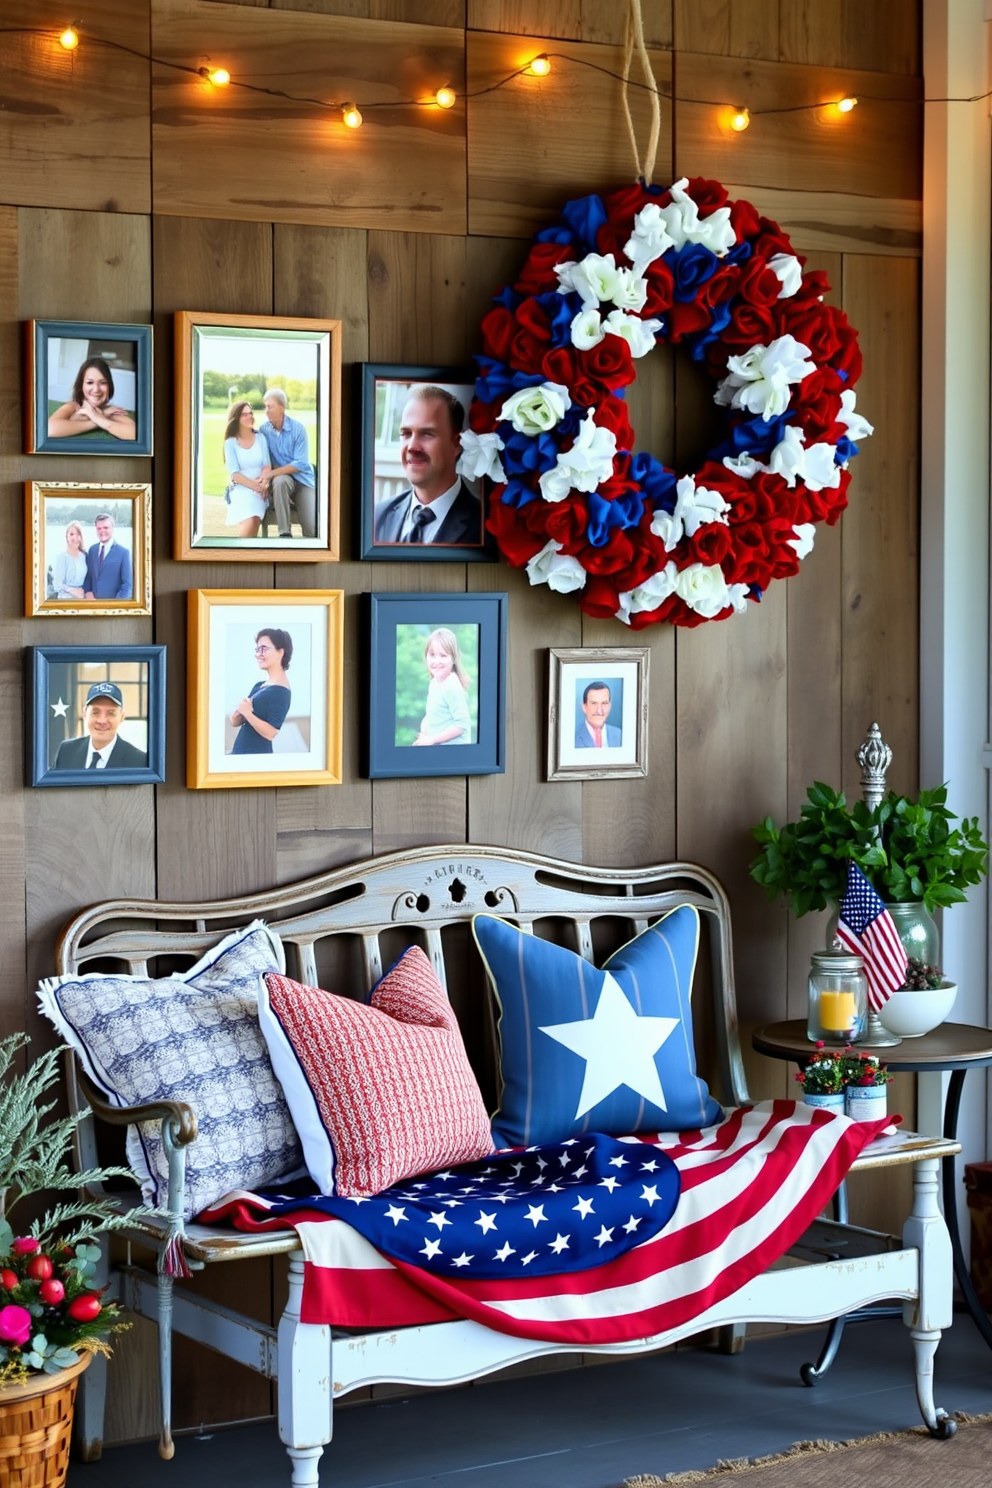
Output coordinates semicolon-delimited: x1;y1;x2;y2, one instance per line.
259;947;493;1196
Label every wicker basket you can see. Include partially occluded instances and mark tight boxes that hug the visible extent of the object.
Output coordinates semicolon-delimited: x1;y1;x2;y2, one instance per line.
0;1355;90;1488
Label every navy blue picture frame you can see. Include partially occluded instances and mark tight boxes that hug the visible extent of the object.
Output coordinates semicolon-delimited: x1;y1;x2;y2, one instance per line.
356;362;495;562
28;645;167;787
26;320;153;456
364;593;507;778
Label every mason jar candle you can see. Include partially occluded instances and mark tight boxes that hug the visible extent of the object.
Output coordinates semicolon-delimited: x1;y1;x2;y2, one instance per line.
807;951;868;1042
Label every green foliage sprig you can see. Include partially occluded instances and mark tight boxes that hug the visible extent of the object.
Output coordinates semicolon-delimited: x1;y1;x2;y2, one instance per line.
750;783;988;916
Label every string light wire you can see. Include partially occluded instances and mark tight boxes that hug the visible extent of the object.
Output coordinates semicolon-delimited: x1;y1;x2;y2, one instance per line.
1;27;987;123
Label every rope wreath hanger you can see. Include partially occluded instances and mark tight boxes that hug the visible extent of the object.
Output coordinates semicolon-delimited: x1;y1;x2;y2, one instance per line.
457;177;872;629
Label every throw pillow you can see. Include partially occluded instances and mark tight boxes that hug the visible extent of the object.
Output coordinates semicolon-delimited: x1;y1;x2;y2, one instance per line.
38;920;302;1219
259;946;494;1196
472;906;723;1148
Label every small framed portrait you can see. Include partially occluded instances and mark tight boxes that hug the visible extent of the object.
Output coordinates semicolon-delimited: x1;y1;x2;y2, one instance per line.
25;320;153;456
547;647;650;781
187;589;344;789
356;363;493;562
175;311;342;562
25;481;152;618
27;646;166;787
365;592;507;778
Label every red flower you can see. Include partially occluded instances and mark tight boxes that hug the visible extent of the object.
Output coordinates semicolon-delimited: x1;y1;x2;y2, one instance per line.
721;302;777;354
778;304;842;365
0;1270;17;1291
594;395;635;450
485;498;545;567
737;257;784;309
688;522;734;566
579;574;623;620
752;218;797;261
577;336;636;393
794;369;844;441
0;1304;32;1346
642;259;675;317
684;177;729;214
729;198;761;239
11;1238;40;1256
514;242;576;297
26;1255;53;1281
39;1277;65;1306
469;399;500;434
628;592;681;629
577;526;636;574
527;494;588;549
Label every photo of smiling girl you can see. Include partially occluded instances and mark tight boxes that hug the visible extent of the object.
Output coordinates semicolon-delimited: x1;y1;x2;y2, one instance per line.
413;627;472;746
47;356;137;442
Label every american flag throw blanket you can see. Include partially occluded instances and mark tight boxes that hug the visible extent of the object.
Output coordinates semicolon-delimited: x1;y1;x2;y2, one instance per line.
200;1101;893;1346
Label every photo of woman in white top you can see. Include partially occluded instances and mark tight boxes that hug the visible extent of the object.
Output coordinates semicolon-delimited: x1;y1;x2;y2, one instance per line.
223;401;272;538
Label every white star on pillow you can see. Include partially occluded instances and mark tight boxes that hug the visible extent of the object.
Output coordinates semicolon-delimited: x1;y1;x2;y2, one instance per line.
540;973;679;1118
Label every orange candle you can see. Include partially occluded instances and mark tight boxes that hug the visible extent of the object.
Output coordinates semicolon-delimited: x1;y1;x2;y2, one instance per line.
819;989;857;1034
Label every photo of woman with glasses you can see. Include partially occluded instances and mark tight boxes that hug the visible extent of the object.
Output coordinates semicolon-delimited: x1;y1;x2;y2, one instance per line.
229;627;293;754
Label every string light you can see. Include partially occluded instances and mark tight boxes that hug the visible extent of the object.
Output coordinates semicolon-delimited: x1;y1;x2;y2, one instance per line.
435;85;457;109
836;96;858;113
58;26;78;50
529;54;551;77
341;102;363;129
207;67;230;87
730;107;750;132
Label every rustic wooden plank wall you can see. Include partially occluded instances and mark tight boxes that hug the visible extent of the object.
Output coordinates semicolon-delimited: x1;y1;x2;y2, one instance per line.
0;0;922;1442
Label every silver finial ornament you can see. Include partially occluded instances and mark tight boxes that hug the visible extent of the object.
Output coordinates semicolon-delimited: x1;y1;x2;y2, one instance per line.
858;722;892;811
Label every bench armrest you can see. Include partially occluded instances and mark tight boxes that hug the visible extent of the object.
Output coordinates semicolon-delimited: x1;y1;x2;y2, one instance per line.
78;1070;198;1145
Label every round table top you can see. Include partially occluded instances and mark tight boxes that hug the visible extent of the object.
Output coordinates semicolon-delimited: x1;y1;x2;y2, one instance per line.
752;1019;992;1072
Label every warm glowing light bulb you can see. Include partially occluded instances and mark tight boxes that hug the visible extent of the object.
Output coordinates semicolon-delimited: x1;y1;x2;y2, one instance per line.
837;96;857;113
529;54;551;77
730;107;750;132
342;102;363;129
208;67;231;86
59;27;79;50
435;86;456;109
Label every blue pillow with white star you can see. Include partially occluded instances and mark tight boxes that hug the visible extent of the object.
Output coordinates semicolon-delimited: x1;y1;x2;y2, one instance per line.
473;906;723;1148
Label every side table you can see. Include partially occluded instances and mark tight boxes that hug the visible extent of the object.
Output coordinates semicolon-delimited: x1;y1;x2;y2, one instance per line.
753;1019;992;1362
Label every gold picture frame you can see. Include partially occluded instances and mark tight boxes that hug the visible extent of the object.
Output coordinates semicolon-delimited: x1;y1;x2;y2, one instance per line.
175;310;342;562
187;589;344;790
25;481;152;618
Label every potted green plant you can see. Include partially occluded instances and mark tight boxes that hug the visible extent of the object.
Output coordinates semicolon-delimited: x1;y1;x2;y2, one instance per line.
0;1032;152;1488
750;782;986;1033
794;1045;846;1113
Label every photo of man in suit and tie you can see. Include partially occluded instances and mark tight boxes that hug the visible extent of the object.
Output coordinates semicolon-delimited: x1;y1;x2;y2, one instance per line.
373;385;483;548
52;681;148;770
84;512;132;600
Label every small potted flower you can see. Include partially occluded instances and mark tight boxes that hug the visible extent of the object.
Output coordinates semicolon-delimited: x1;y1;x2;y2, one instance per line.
794;1045;846;1113
840;1050;893;1122
0;1032;153;1488
878;957;957;1039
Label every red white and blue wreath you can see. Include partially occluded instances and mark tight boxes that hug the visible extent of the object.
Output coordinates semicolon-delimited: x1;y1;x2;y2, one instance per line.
456;178;872;628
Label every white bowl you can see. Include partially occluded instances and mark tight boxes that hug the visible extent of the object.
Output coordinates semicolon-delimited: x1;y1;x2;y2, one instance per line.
876;982;957;1038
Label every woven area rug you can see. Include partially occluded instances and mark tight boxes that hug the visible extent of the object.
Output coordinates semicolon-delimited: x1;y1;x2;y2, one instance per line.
624;1413;992;1486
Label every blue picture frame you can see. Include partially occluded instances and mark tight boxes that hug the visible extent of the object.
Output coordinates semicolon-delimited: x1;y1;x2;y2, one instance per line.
364;593;507;778
356;362;496;562
28;645;166;787
26;319;153;456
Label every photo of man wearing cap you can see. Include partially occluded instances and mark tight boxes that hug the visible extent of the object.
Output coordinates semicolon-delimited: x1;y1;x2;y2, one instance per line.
52;681;148;770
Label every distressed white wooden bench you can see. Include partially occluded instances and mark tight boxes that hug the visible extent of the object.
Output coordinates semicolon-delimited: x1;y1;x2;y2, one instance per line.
56;845;959;1485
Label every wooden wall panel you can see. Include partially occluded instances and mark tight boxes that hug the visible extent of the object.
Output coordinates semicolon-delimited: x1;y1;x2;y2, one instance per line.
151;0;467;234
676;0;920;73
675;55;921;203
468;0;672;48
467;33;673;239
0;2;150;214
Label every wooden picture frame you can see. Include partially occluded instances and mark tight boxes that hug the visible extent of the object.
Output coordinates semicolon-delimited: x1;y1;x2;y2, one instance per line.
175;311;342;562
364;592;507;778
25;320;153;456
187;589;344;789
356;363;493;561
25;481;152;618
547;647;650;781
28;645;166;787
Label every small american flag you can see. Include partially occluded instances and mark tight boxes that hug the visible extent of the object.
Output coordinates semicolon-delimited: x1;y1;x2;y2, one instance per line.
835;863;909;1011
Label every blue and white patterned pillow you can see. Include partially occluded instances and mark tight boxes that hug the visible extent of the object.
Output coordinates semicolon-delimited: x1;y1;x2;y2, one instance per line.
38;921;303;1219
473;906;723;1149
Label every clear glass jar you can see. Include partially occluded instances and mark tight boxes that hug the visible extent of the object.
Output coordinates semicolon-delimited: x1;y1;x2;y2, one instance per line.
885;901;940;970
807;950;868;1042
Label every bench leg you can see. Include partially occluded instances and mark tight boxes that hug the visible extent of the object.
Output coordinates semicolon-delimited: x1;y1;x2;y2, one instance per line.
278;1253;333;1486
903;1157;956;1438
158;1271;176;1459
73;1239;110;1460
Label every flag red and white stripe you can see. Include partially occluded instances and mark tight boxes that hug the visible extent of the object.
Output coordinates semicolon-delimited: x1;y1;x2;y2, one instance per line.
202;1102;892;1346
834;863;909;1012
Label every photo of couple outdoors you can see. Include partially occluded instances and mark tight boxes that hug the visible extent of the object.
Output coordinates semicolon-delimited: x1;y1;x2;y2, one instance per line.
197;332;320;541
372;380;482;547
47;501;133;601
394;624;480;748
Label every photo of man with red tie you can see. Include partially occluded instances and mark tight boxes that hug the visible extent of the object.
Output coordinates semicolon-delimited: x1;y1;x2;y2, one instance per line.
574;681;622;749
84;512;132;600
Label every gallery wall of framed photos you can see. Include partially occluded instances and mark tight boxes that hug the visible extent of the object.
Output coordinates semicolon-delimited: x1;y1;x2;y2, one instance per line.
0;0;923;1448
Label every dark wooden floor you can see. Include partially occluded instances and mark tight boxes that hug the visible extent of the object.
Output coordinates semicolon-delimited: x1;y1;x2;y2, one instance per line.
69;1314;991;1488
